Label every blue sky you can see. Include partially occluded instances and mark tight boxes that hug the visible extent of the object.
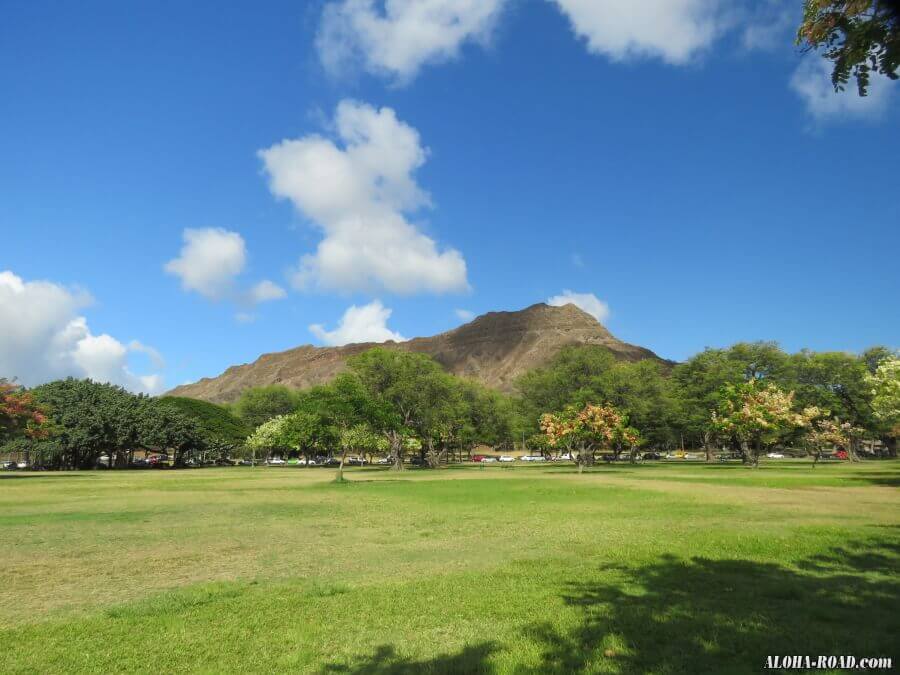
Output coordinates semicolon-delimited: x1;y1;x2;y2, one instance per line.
1;0;898;393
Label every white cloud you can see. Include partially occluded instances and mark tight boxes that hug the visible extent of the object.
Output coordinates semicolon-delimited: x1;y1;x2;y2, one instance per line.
165;228;286;312
454;308;475;321
0;270;164;393
259;100;469;295
317;0;507;83
164;228;246;301
551;0;727;65
246;280;288;304
790;55;896;123
547;290;610;322
309;300;407;346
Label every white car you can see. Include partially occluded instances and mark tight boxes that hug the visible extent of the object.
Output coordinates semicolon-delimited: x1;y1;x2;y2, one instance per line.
266;457;286;466
498;455;516;463
555;453;573;461
481;456;497;463
375;457;392;465
519;455;546;462
766;452;785;459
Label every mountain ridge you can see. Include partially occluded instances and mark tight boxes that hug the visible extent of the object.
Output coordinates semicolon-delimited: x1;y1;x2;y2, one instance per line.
167;303;670;403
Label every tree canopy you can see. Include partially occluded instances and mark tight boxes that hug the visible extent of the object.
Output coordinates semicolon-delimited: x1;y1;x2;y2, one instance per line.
797;0;900;95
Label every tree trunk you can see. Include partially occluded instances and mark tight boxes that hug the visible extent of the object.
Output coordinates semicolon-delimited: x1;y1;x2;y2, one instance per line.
337;448;347;482
389;432;403;471
740;440;753;466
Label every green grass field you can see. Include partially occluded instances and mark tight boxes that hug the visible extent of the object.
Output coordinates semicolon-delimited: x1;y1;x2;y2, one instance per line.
2;461;898;673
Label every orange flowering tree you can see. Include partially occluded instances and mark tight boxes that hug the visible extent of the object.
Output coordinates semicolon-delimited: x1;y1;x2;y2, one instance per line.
541;402;641;471
710;380;808;467
0;379;48;442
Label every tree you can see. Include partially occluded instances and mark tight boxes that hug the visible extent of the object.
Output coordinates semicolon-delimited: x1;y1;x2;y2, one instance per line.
793;406;843;467
346;349;454;470
12;379;204;469
232;386;299;429
797;0;900;95
540;402;635;473
673;343;792;457
0;379;47;442
245;415;290;465
336;424;386;481
159;397;249;448
867;356;899;455
710;381;807;467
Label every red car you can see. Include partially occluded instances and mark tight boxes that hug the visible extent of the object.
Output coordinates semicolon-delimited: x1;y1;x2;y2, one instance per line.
834;450;849;460
472;455;487;463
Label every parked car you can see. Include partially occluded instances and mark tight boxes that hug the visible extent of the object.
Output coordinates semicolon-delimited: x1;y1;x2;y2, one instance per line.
481;456;497;463
766;452;785;459
498;455;515;463
266;457;286;466
16;461;29;469
2;460;17;470
519;455;546;462
237;459;255;466
642;452;662;460
375;456;392;465
554;453;574;461
472;455;488;463
214;458;234;466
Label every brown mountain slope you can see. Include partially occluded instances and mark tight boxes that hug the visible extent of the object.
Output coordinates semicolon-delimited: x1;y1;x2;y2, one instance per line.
166;303;669;403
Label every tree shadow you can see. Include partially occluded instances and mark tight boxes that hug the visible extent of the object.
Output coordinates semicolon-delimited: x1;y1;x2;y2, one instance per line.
846;473;900;488
320;642;496;674
525;537;900;674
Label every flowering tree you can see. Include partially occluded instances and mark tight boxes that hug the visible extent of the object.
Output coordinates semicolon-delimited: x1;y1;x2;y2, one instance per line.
867;356;900;455
541;403;638;472
799;407;848;467
245;415;289;465
710;380;807;467
0;379;47;441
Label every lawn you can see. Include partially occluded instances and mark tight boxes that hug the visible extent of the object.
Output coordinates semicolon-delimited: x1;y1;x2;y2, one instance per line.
2;460;898;673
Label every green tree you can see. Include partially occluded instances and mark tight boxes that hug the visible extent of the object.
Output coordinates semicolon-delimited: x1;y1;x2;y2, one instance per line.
797;0;900;95
159;397;249;447
346;348;454;470
233;386;299;429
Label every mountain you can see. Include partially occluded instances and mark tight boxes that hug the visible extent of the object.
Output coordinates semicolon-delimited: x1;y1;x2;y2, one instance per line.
166;303;669;403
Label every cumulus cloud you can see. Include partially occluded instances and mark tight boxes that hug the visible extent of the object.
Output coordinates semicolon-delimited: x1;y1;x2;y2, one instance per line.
317;0;507;83
309;300;407;346
547;290;610;323
164;228;246;300
551;0;727;65
790;55;896;123
0;270;164;393
164;227;286;311
259;100;469;295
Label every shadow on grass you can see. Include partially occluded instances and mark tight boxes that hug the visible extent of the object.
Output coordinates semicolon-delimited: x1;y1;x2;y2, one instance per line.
845;473;900;488
524;537;899;674
321;642;497;674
